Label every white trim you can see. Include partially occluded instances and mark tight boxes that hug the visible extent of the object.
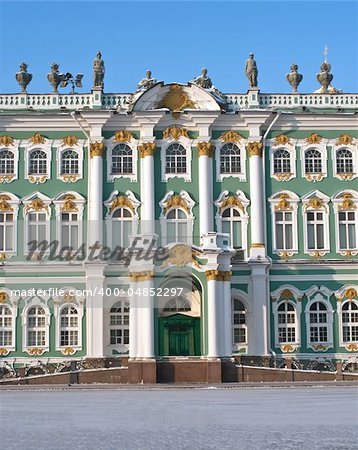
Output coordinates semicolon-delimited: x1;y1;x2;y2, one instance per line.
214;190;250;258
332;143;357;181
338;299;358;348
304;286;334;349
300;139;328;182
331;190;358;254
268;191;299;254
160;136;192;182
0;287;19;351
273;299;301;348
214;140;247;182
21;296;51;352
159;191;195;246
22;192;52;256
0;140;19;183
106;137;138;182
24;139;52;184
302;190;330;255
269;141;296;181
0;192;20;255
55;139;84;183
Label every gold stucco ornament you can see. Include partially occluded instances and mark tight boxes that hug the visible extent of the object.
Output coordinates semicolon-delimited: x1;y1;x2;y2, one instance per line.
113;130;133;143
138;142;156;158
31;133;45;144
345;288;357;300
25;199;47;213
205;270;232;281
61;195;78;212
90;142;105;158
163;126;189;140
247;141;263;157
110;195;135;213
305;133;322;144
163;194;190;214
336;134;354;145
62;136;78;147
0;348;10;356
0;195;13;212
0;292;9;303
159;84;195;112
0;135;14;147
219;131;243;143
220;195;244;213
196;142;214;157
274;134;291;145
275;194;292;211
162;244;194;268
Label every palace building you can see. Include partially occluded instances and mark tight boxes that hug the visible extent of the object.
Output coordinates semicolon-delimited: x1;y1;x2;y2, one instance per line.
0;56;357;382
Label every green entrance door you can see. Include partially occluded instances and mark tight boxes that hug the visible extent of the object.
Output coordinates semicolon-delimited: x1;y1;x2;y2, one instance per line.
159;314;200;356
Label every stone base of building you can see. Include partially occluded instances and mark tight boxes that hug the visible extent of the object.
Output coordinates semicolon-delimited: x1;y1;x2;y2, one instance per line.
1;356;357;385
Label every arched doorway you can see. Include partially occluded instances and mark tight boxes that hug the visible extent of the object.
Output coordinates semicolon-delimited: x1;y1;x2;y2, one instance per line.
158;275;201;356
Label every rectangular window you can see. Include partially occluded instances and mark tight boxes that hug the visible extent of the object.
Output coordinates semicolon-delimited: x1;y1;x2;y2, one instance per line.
338;211;356;250
0;212;14;252
233;328;246;344
28;330;46;346
275;211;293;250
307;211;326;250
0;330;12;346
61;212;79;250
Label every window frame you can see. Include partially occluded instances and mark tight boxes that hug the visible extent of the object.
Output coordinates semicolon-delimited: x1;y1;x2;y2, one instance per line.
0;192;20;255
160;136;192;182
302;191;330;255
300;140;328;182
108;300;130;353
22;300;50;352
215;141;247;182
0;146;18;183
55;139;84;182
23;193;52;256
106;137;138;182
0;289;18;352
270;143;296;181
332;191;358;255
25;141;51;183
231;290;250;355
332;144;357;181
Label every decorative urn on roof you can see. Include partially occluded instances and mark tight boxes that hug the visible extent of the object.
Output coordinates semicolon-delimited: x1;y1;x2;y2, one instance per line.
47;63;63;93
15;63;32;93
286;63;303;93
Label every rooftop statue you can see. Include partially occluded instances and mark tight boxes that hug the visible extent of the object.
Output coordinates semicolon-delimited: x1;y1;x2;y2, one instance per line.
192;67;213;89
136;70;158;92
191;68;227;109
286;63;303;93
245;53;258;88
47;63;63;93
315;46;340;93
16;63;32;93
93;51;105;89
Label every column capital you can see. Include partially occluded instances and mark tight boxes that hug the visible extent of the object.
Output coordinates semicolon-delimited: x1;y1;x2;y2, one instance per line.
206;270;232;281
247;141;263;157
128;270;154;281
196;141;214;157
138;141;156;158
90;141;105;158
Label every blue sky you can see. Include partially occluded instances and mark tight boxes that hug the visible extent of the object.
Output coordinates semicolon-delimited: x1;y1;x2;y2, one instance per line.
0;1;357;94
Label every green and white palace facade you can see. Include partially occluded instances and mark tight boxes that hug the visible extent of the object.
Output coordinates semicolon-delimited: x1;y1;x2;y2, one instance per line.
0;81;357;377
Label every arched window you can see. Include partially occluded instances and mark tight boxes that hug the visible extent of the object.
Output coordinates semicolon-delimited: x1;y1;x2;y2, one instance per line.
342;301;358;343
336;148;353;174
0;149;15;175
60;306;79;346
61;149;79;175
112;144;133;175
0;305;12;347
273;149;291;174
0;210;14;252
222;207;243;249
165;143;187;174
29;149;47;175
27;306;46;347
305;149;322;174
164;298;191;312
220;143;241;174
109;301;129;347
308;301;328;343
111;207;133;248
277;302;297;344
232;299;247;345
166;208;189;244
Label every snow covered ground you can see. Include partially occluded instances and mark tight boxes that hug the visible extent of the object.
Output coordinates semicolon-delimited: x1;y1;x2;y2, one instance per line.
0;386;357;449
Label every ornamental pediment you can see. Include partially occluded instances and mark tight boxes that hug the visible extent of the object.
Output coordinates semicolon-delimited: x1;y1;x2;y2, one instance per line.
132;82;222;112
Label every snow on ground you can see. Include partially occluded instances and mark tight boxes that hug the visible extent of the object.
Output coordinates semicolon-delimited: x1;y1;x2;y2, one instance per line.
0;386;357;450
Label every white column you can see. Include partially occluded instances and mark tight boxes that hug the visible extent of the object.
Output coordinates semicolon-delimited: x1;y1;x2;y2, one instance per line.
85;264;104;357
222;277;232;357
89;142;104;246
129;279;138;359
197;142;214;239
249;263;270;356
207;277;219;357
248;141;265;258
134;274;155;359
139;142;156;235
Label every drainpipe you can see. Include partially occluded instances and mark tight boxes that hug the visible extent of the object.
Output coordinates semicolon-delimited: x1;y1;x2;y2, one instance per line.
70;111;91;248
